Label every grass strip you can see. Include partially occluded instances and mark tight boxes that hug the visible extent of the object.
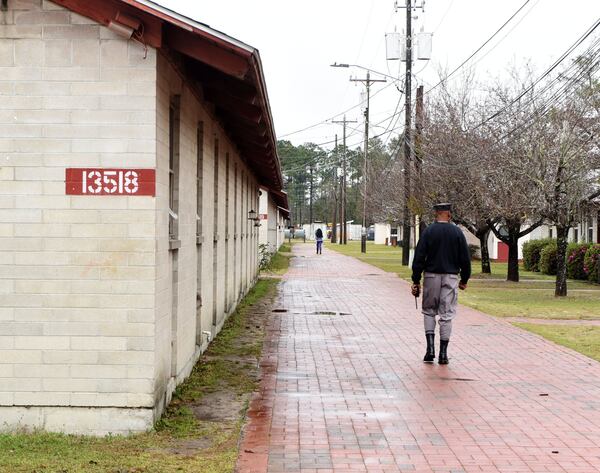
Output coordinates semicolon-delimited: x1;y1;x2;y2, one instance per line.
514;323;600;362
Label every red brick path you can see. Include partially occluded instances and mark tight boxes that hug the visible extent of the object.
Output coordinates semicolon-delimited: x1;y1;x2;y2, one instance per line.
237;244;600;473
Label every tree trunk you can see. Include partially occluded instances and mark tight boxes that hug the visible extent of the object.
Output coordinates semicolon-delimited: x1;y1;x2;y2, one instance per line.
331;196;337;244
507;232;520;282
478;228;491;274
309;166;313;224
555;225;569;297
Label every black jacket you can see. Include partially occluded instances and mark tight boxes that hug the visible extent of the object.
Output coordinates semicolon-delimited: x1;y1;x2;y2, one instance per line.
411;222;471;284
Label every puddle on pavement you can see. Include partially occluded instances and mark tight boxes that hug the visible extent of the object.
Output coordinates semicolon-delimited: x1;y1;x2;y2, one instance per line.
276;371;311;380
438;377;477;382
288;310;351;317
272;308;288;313
323;410;397;420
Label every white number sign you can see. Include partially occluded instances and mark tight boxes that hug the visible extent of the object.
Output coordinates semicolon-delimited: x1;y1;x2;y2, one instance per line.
81;170;139;195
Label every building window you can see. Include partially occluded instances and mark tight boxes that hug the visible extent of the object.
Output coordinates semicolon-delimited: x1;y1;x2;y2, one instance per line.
169;96;181;242
196;122;204;346
225;152;230;310
574;228;579;243
212;137;219;329
240;170;244;237
225;152;230;237
549;228;553;239
196;122;204;237
234;163;238;297
213;138;219;239
234;164;238;238
589;227;594;243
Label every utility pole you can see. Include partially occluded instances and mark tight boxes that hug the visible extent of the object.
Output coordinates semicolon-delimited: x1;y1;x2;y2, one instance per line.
332;115;357;244
401;0;413;266
309;164;314;225
331;134;338;244
385;1;429;260
350;72;386;253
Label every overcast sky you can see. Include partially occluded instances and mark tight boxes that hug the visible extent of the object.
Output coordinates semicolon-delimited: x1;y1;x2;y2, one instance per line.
158;0;600;148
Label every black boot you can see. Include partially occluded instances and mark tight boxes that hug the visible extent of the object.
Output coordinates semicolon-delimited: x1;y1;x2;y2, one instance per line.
423;333;435;362
438;339;449;365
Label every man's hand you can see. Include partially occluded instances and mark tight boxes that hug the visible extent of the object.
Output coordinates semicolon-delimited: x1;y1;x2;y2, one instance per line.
459;282;467;291
411;284;421;297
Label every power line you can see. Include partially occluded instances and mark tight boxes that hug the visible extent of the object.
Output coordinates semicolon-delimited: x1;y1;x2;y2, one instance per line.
278;78;398;139
474;18;600;129
468;0;543;70
424;0;534;95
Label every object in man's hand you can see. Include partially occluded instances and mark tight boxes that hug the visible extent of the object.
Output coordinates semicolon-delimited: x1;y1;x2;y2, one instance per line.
411;284;421;297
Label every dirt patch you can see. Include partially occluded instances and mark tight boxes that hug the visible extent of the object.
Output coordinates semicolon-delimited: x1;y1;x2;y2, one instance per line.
154;278;279;461
192;390;248;422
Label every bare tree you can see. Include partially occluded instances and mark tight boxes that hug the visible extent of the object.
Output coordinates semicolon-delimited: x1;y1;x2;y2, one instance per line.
480;69;549;282
420;72;497;273
535;55;600;295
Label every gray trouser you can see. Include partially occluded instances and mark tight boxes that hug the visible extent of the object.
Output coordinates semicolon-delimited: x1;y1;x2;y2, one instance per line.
422;272;459;340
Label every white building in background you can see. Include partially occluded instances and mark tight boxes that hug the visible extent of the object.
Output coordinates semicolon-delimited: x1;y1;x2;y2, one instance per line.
0;0;284;435
258;187;289;252
486;204;599;262
303;222;329;241
374;223;391;245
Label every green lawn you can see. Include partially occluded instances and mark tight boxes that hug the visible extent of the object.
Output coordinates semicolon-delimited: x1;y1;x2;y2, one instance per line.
514;323;600;362
263;243;293;275
328;241;600;320
461;288;600;319
326;241;412;279
470;262;555;280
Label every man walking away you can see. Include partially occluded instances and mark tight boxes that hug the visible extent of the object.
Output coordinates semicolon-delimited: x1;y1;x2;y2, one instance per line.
411;203;471;364
315;227;324;255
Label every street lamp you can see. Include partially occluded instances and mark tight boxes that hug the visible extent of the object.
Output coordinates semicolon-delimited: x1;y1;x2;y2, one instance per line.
330;63;403;87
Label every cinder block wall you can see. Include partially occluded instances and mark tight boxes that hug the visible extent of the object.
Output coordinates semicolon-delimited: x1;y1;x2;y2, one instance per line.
153;55;261;418
0;0;158;434
0;0;262;435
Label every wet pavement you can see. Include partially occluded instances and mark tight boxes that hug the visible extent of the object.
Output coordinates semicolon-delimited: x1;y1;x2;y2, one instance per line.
237;243;600;473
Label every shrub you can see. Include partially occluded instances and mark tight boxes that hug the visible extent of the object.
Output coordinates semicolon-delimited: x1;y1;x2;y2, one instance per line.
258;243;273;270
539;241;558;275
566;243;590;280
584;244;600;282
523;238;554;272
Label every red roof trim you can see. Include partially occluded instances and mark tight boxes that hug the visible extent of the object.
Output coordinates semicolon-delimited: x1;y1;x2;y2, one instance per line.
49;0;282;190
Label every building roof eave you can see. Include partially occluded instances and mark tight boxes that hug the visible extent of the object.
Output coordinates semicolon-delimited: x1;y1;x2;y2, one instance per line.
50;0;282;190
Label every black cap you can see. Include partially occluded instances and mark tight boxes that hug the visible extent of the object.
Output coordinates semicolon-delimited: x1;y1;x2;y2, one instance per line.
433;203;452;211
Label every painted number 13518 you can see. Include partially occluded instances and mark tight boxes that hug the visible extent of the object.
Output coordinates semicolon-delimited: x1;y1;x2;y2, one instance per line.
65;168;156;196
82;170;138;194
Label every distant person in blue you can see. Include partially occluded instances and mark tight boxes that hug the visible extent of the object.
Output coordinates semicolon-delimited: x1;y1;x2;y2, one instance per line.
411;203;471;364
315;228;324;255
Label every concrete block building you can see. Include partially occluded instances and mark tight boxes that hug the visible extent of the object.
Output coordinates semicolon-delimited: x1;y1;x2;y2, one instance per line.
0;0;284;434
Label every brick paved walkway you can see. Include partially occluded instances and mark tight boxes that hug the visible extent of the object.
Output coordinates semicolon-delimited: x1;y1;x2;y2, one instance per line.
238;244;600;473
